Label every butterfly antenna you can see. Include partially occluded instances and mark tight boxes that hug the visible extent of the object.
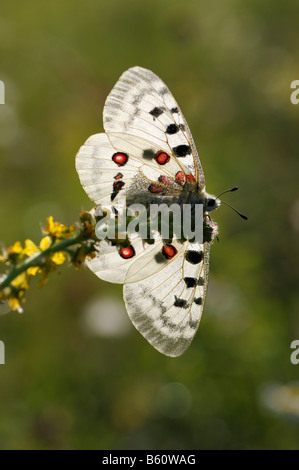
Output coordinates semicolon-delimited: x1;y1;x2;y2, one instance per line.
216;186;239;199
221;201;248;220
215;186;248;220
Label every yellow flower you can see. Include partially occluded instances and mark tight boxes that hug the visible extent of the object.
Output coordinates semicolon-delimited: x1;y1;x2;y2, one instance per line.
46;216;62;237
8;241;23;254
40;236;51;250
27;266;39;276
51;252;66;265
23;239;39;257
8;297;23;313
11;272;29;290
46;217;74;239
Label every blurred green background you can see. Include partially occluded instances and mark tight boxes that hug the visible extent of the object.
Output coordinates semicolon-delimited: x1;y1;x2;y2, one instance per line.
0;0;299;450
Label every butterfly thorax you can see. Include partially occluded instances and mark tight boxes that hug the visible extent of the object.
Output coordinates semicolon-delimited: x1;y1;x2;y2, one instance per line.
185;184;220;214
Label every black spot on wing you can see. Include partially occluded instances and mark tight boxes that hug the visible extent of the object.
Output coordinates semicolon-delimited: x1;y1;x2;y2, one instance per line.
154;252;167;264
194;297;202;305
198;277;204;286
185;250;203;265
150;107;164;118
174;296;188;308
143;149;155;160
171;107;179;114
172;145;191;158
166;124;179;135
184;277;197;288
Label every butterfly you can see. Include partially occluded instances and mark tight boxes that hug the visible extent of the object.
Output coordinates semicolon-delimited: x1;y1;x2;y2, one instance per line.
76;67;233;357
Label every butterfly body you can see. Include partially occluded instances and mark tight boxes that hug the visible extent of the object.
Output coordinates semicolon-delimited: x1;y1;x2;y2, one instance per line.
76;67;220;356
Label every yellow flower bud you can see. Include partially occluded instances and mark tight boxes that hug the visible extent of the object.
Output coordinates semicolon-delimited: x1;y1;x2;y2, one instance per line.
27;266;39;276
23;239;39;257
8;297;22;312
40;236;51;251
11;273;29;290
51;252;66;265
8;241;23;254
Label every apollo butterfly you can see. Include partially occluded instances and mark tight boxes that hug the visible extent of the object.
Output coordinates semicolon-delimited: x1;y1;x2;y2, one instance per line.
75;67;246;356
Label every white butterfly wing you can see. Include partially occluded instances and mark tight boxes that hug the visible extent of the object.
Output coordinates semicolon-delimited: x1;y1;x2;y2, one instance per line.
85;236;166;284
86;235;210;356
76;132;186;207
124;242;210;357
75;66;212;356
104;66;205;186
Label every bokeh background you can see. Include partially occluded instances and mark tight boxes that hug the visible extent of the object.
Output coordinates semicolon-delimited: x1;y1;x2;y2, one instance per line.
0;0;299;449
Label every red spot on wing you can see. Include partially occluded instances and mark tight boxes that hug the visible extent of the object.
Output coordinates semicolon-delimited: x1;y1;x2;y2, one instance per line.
175;171;186;185
162;244;178;260
112;152;128;166
158;175;173;185
148;184;166;194
155;150;170;165
186;174;196;183
119;245;135;259
114;172;123;180
113;181;125;192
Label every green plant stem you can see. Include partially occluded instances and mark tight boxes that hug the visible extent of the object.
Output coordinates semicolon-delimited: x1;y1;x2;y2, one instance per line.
0;232;85;290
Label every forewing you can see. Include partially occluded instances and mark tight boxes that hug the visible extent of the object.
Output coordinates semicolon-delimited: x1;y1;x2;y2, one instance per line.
104;66;205;186
75;132;186;207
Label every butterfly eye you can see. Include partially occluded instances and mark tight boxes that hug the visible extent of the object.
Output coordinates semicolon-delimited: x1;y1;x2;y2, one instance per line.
207;199;215;207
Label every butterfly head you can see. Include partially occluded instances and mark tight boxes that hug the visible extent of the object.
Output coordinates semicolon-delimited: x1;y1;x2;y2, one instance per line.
204;195;221;213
